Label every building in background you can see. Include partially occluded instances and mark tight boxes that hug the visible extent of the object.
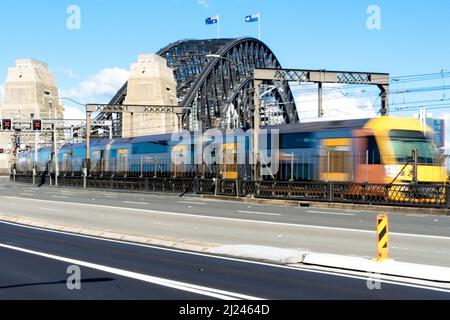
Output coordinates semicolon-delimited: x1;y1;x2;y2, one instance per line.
428;118;445;149
417;109;445;149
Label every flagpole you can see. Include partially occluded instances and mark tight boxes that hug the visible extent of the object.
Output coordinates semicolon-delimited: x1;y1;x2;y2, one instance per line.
258;14;261;40
218;15;220;39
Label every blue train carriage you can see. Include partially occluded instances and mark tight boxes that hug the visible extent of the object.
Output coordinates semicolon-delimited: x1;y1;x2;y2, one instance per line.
84;134;189;178
265;120;366;182
15;149;32;173
120;134;180;177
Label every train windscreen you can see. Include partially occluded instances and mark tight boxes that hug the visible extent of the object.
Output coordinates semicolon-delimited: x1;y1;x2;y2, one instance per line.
389;130;440;165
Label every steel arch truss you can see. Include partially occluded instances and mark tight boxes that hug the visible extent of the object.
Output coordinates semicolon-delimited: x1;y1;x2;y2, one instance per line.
97;38;298;135
175;38;298;130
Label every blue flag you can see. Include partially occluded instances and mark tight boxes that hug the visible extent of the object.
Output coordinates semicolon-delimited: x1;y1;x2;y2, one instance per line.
206;15;219;25
245;13;260;23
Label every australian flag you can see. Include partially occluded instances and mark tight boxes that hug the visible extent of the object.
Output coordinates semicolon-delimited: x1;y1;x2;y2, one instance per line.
245;13;260;23
206;15;219;25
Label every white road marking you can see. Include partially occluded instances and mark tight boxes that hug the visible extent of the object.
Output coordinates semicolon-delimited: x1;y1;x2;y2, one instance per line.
40;208;63;213
123;201;149;205
154;222;173;227
20;193;33;196
57;191;73;195
0;220;449;293
52;195;69;199
307;210;355;216
2;196;450;240
178;201;207;206
0;242;262;300
238;210;281;217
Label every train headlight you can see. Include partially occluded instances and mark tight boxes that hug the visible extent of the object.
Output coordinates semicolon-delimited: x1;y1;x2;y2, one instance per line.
385;165;401;178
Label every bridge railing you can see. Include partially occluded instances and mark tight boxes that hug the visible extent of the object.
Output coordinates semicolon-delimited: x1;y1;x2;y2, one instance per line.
10;173;449;209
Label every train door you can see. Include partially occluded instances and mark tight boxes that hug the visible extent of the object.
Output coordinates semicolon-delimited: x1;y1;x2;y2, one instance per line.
320;138;353;182
172;144;189;177
222;143;238;179
117;148;129;176
91;150;104;175
62;151;72;175
353;129;385;183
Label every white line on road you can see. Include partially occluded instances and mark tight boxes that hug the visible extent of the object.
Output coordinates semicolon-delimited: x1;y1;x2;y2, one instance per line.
154;222;173;227
57;191;73;195
238;210;281;217
52;195;69;199
2;196;450;240
178;201;207;206
123;201;149;205
0;242;263;300
20;193;34;196
307;211;355;216
40;208;63;213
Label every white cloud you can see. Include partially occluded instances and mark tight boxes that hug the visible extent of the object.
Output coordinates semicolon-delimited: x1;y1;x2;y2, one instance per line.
60;67;129;104
294;85;376;122
198;0;209;8
64;105;85;120
59;67;79;80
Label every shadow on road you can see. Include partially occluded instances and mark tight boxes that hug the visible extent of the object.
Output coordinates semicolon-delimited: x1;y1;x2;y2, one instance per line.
0;277;115;290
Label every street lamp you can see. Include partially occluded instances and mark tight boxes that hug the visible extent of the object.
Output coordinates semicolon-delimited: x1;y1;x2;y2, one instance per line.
59;97;87;108
43;91;59;186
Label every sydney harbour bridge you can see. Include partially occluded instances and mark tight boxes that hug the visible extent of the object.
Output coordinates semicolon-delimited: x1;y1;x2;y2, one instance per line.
93;37;389;136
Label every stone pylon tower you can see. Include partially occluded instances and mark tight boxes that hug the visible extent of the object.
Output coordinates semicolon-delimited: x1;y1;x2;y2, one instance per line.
1;59;64;120
122;54;178;137
0;58;64;174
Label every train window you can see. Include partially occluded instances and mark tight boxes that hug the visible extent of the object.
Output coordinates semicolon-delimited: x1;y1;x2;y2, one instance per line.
133;142;169;154
280;133;315;149
390;130;426;140
92;150;102;159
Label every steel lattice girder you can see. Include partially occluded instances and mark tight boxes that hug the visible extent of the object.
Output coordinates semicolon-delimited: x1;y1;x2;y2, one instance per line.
97;38;298;133
86;104;181;114
181;38;299;129
259;68;390;85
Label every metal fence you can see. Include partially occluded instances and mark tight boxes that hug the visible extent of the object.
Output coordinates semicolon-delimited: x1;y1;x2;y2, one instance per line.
14;149;449;183
10;173;450;209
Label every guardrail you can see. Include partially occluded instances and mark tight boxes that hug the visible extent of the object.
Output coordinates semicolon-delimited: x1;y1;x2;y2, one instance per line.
10;173;450;209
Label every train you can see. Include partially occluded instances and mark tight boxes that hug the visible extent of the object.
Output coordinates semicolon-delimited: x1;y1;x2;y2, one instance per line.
15;116;447;186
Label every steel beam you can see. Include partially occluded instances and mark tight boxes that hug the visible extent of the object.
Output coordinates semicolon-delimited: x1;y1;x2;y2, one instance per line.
255;68;389;86
86;104;182;114
254;68;390;116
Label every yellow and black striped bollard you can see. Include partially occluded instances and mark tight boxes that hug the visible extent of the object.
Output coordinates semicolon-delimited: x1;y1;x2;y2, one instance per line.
374;214;390;262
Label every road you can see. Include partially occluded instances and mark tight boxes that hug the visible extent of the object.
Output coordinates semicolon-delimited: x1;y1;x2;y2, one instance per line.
0;220;449;300
0;179;450;267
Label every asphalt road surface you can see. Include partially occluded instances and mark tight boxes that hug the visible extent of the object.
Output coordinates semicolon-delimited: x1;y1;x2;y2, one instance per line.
0;179;449;267
0;220;449;300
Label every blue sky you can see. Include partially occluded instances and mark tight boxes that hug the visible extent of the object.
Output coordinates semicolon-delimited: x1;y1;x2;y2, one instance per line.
1;0;450;125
